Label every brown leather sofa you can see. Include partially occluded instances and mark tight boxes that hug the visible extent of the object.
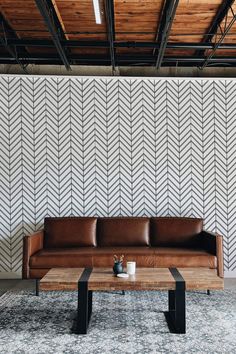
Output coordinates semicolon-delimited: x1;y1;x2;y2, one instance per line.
22;217;224;280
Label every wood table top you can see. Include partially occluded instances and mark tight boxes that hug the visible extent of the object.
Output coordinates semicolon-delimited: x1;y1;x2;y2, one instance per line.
39;267;224;291
40;268;84;291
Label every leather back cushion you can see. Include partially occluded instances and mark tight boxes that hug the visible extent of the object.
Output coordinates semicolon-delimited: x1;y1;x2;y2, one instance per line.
150;217;203;247
44;217;97;248
97;217;150;246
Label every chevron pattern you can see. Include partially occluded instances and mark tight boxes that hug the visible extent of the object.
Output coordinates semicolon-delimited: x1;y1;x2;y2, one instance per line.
0;76;236;274
225;80;236;271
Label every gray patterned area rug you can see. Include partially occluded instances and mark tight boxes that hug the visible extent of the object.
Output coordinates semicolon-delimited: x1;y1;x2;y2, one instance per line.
0;289;236;354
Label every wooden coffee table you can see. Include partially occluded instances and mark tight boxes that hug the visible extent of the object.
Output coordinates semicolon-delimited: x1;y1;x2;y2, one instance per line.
40;267;224;335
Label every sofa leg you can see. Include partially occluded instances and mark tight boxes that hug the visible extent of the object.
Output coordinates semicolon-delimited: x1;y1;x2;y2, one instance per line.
36;279;39;296
207;290;210;295
122;290;125;295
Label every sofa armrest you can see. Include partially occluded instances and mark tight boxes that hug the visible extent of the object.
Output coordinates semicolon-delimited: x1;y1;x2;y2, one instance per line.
22;230;44;279
201;230;224;278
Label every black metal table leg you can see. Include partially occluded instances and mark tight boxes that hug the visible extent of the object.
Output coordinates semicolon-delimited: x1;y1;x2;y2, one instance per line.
168;290;175;311
164;268;186;334
35;279;39;296
88;290;93;322
72;268;93;335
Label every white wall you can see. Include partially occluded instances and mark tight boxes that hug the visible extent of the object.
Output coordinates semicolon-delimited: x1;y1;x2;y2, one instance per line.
0;75;235;277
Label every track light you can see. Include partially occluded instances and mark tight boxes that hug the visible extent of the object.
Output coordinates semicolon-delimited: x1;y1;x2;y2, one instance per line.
93;0;102;24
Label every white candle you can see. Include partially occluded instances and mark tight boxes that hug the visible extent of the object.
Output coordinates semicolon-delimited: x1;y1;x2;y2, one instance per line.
127;261;136;275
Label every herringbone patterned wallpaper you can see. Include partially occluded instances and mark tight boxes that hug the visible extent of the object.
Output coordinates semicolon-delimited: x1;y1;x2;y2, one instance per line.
0;76;235;274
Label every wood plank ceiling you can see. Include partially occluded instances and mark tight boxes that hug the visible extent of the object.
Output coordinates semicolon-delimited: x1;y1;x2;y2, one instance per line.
0;0;236;69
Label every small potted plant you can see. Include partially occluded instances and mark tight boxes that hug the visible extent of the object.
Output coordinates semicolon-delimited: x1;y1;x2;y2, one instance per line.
113;254;124;275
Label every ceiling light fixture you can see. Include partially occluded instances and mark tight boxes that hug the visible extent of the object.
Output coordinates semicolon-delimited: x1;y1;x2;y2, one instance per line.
93;0;102;24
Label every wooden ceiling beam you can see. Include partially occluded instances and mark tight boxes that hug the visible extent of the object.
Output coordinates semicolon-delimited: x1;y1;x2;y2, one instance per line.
51;0;69;40
105;0;116;71
35;0;71;70
155;0;179;69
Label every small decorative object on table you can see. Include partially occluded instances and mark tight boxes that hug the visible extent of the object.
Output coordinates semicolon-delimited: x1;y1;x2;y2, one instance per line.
127;261;136;275
113;254;124;275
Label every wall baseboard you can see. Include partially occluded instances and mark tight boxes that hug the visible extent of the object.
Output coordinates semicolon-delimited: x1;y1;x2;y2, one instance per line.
0;272;21;279
224;270;236;278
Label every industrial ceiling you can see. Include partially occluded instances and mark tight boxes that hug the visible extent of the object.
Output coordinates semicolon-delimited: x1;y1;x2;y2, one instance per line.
0;0;236;72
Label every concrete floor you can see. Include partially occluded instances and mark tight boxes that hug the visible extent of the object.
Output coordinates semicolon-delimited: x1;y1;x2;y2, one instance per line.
0;279;236;297
0;279;35;296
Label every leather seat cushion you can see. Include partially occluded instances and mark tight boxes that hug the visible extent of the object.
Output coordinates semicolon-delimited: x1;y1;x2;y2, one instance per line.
30;247;154;268
150;217;203;247
92;247;155;267
30;248;94;268
29;246;215;269
44;217;97;248
153;247;216;268
97;217;150;246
